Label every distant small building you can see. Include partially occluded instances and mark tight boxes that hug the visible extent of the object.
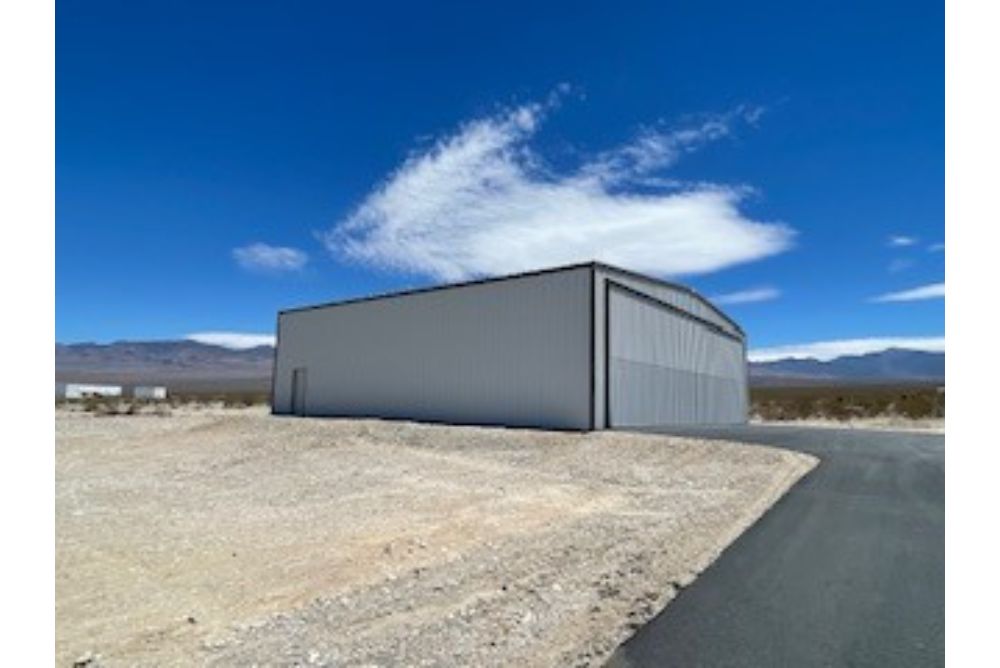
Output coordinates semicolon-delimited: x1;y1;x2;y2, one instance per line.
132;385;168;400
56;383;123;400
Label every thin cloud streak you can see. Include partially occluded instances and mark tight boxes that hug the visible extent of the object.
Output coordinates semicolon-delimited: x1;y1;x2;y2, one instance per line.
233;243;308;272
750;336;945;362
888;235;918;247
325;97;793;281
711;286;780;305
186;332;276;349
871;282;945;302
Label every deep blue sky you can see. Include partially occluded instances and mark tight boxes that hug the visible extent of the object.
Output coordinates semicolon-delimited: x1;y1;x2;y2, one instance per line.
57;0;943;354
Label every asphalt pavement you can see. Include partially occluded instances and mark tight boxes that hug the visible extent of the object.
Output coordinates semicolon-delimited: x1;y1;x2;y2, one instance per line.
606;424;944;668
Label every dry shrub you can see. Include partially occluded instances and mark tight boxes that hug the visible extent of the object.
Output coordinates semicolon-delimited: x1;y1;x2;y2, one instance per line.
751;384;944;422
76;397;173;417
161;392;268;409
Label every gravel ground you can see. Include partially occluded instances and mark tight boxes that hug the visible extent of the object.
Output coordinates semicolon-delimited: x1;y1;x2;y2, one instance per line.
56;408;816;667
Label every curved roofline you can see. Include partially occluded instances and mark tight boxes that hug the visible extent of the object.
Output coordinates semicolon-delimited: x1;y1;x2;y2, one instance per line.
592;262;745;337
278;260;745;337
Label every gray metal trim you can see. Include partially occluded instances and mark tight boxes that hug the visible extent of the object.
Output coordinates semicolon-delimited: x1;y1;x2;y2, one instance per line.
604;277;611;428
589;265;596;430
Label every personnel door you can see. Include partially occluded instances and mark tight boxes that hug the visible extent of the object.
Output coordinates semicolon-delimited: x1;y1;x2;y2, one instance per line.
291;367;308;416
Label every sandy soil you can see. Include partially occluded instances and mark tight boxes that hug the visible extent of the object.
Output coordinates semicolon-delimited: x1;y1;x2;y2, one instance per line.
56;407;815;667
752;416;945;434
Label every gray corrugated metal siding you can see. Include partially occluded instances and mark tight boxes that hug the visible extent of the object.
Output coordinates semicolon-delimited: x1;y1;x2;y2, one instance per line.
274;266;593;429
274;262;748;430
596;265;741;339
606;282;747;427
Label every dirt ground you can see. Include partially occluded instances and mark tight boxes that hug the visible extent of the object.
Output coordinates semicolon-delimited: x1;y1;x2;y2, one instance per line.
56;407;816;667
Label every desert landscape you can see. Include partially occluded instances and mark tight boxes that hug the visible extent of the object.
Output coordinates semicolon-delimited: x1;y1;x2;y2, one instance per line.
750;384;945;432
56;405;815;667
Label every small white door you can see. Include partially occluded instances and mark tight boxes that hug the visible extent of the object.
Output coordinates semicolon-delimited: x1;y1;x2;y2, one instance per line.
291;368;307;416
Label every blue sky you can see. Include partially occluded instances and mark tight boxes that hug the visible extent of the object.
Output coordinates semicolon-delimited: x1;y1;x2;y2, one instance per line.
56;0;943;358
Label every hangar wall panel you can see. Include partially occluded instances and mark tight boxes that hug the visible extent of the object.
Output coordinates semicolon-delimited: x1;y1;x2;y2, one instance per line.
607;283;747;427
274;267;593;429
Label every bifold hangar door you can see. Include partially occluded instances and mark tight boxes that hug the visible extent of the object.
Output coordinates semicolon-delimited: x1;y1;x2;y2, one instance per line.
606;282;748;428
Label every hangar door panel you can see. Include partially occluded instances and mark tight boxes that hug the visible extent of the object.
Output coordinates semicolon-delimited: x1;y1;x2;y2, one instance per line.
608;284;746;427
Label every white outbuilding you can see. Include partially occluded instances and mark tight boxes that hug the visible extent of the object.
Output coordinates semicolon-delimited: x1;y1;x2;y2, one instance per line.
132;385;168;400
272;262;748;430
56;383;123;400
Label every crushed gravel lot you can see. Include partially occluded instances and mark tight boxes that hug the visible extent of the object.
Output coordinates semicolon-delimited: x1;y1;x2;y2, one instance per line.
56;407;816;667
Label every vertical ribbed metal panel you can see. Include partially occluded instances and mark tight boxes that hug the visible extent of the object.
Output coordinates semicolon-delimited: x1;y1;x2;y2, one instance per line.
273;266;593;430
607;282;747;427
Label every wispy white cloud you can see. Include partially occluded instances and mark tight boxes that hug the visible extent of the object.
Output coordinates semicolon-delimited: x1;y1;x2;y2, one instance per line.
186;332;275;349
233;243;308;272
711;286;780;305
749;336;945;362
324;98;792;281
579;105;766;186
927;242;945;252
888;235;918;247
871;282;945;302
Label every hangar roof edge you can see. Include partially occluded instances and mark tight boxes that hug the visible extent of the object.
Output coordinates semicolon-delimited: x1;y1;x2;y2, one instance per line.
278;261;744;338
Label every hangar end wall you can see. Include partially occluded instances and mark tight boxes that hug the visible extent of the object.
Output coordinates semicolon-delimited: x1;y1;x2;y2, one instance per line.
273;266;594;429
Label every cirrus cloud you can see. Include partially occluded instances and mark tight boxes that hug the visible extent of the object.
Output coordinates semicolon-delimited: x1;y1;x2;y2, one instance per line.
871;282;945;303
324;99;793;281
711;286;781;305
233;243;308;273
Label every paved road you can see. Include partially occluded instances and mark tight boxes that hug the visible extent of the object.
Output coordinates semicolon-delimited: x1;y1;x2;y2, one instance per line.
607;425;944;668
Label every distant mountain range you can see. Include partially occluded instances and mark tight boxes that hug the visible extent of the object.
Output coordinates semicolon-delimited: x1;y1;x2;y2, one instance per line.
749;348;944;385
55;340;944;392
55;340;274;393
